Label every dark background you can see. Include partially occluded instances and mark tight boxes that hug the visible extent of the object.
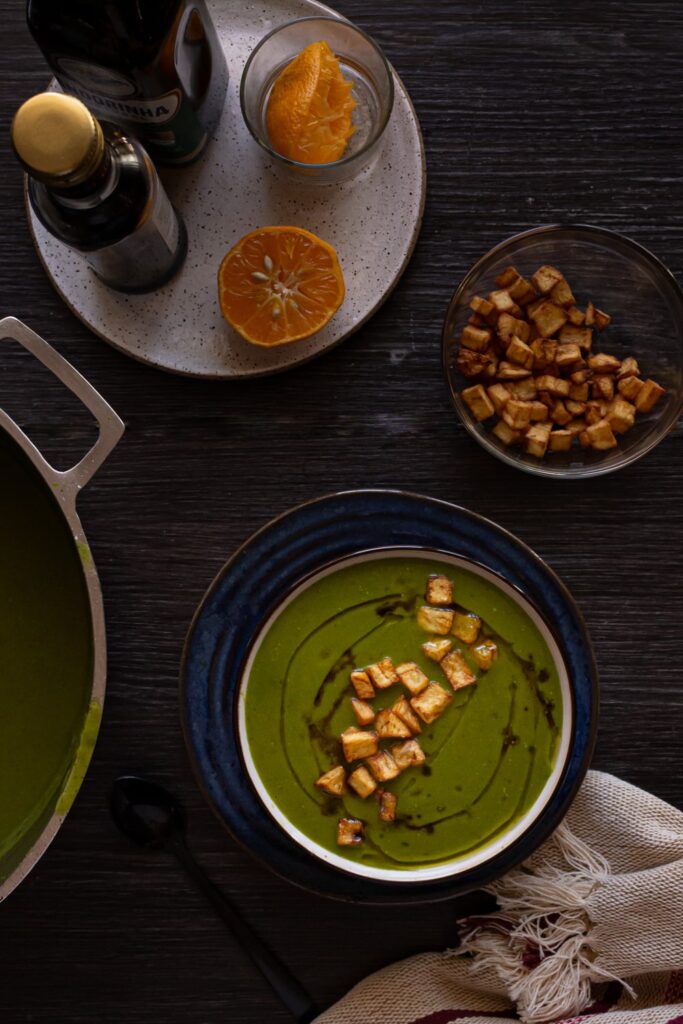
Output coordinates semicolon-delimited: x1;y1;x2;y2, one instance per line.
1;1;682;1021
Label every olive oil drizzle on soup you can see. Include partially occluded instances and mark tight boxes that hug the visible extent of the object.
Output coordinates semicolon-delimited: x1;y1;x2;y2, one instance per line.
244;557;562;870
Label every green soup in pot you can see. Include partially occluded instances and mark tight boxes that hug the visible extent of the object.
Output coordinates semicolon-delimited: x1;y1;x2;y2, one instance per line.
0;433;94;879
242;554;565;874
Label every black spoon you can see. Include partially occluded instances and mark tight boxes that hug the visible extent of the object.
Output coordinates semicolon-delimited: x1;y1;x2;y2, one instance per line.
110;775;319;1024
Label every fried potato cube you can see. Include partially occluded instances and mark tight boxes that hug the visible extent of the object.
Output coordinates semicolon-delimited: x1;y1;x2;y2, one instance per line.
502;399;534;431
421;639;453;662
579;429;591;448
366;750;401;782
592;375;615;402
594;308;611;331
550;277;575;308
376;709;412;740
508;277;536;305
471;640;499;670
538;390;554;408
425;574;453;606
348;765;377;799
497;361;532;381
410;682;453;722
337;818;363;846
551;400;572;426
607;397;636;434
531;264;563;295
618;376;644;402
530;337;558;373
617;356;640;379
569;382;589;402
567;306;586;326
462;384;496;422
492;419;523;445
588;353;621;373
565;399;587;417
567;418;587;437
452;611;481;644
390;738;426;771
506;335;534;369
380;657;400;681
497;313;530;343
529;300;568;338
585;403;604;426
506;378;538;400
351;697;376;727
468;312;486;327
480;354;499;380
392;696;422;735
584;300;595;325
635;379;666;413
495;265;520;288
530;400;549;421
511;282;540;305
487;383;511;415
549;429;573;452
559;325;593;350
556;342;582;369
461;324;492;352
586;419;618;450
378;789;397;823
525;421;552;458
350;669;375;700
417;605;454;635
570;368;592;384
366;659;399;689
395;661;429;696
457;347;492;379
470;295;495;319
315;765;347;797
341;727;379;763
488;289;521;317
440;650;477;690
535;375;570;398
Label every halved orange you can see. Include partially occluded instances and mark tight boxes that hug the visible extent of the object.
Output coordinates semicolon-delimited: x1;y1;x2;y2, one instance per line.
217;226;345;347
265;40;356;164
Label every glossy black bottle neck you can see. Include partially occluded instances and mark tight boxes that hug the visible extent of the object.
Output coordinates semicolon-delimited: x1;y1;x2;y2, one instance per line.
48;145;116;207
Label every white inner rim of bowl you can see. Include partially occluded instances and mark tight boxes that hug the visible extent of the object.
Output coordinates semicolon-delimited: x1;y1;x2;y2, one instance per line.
238;548;573;883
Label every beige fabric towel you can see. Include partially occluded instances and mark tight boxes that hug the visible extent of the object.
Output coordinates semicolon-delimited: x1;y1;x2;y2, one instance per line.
315;772;683;1024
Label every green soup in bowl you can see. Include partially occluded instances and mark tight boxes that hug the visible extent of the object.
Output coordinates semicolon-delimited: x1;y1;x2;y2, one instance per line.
239;549;571;883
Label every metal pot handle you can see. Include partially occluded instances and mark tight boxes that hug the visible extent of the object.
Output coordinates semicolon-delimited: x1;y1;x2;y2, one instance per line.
0;317;124;500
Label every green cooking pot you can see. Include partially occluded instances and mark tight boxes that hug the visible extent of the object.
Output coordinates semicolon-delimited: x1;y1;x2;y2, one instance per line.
0;317;123;902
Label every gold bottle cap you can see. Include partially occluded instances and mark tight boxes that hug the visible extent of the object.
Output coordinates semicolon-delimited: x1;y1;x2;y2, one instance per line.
11;93;104;188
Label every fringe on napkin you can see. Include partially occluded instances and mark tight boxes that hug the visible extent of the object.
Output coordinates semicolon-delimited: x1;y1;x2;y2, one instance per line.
455;821;636;1024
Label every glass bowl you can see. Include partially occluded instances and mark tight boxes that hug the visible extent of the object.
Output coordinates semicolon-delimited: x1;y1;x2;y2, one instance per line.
442;224;683;479
240;17;394;185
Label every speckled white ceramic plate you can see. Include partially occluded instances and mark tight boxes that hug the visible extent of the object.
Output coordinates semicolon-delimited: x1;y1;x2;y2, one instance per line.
27;0;426;378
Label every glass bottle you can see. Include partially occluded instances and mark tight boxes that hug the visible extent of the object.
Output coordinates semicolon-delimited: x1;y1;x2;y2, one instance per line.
12;92;188;293
26;0;228;165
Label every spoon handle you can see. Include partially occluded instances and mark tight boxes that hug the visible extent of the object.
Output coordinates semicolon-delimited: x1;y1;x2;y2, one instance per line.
169;836;318;1023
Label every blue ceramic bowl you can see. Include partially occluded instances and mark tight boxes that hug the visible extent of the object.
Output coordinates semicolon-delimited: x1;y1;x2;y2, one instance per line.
180;490;598;904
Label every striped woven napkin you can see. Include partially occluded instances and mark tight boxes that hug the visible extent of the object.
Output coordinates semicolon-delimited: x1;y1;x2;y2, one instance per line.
315;772;683;1024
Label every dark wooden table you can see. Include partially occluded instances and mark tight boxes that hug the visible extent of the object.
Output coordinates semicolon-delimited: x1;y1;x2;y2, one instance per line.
1;1;682;1021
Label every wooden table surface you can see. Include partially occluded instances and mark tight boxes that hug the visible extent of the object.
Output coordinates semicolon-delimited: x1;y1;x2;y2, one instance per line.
1;1;681;1021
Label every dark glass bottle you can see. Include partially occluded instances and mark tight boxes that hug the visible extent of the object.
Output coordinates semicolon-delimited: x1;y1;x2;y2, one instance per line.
26;0;228;165
12;92;187;293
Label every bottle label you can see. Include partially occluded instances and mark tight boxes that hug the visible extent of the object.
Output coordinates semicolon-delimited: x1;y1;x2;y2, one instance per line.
56;60;182;126
86;168;184;291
